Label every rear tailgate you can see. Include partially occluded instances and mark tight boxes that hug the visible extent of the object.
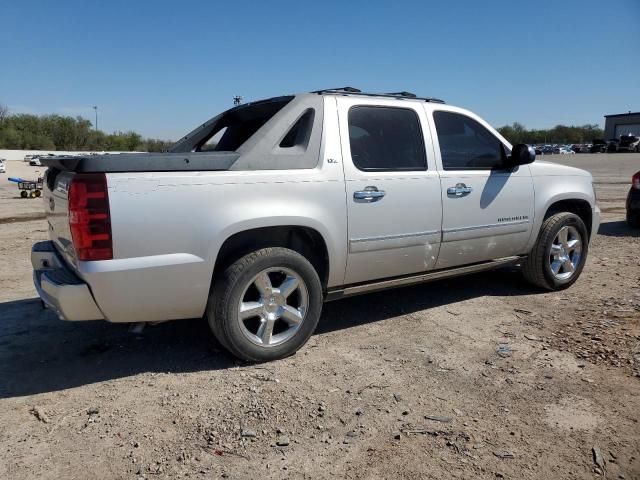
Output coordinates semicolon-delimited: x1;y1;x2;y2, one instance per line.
43;169;78;268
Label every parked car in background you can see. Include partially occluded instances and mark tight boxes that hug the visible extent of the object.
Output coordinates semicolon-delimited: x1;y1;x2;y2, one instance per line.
571;144;590;153
590;140;607;153
541;146;560;155
559;146;575;154
0;159;6;174
627;171;640;228
617;134;640;153
24;154;37;163
607;139;619;153
32;88;600;361
29;153;56;166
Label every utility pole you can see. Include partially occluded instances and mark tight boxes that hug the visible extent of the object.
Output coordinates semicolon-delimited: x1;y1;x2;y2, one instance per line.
93;106;98;131
233;96;243;106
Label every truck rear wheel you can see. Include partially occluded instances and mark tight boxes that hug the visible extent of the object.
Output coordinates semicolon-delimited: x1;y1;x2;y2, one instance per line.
207;247;323;362
522;212;588;291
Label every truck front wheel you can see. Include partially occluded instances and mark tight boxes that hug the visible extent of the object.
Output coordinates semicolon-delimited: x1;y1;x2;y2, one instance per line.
207;247;323;362
522;212;589;291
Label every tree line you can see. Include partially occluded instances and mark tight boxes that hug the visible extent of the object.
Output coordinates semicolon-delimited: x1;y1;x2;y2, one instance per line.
497;122;605;145
0;104;173;152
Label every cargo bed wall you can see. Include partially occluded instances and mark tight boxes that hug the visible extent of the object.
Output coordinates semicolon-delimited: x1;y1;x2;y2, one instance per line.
41;152;241;173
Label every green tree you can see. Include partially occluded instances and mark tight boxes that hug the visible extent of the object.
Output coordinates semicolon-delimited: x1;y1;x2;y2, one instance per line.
0;126;21;148
143;138;173;152
498;123;604;145
0;103;8;124
0;110;174;151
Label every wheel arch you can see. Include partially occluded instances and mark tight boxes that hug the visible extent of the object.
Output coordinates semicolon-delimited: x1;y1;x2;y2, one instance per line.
213;225;331;292
544;198;593;238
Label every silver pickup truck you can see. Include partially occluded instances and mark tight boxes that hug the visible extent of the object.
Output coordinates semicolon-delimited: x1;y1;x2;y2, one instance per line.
33;87;600;361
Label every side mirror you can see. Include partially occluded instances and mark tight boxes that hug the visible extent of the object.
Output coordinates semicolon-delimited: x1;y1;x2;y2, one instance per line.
507;144;536;168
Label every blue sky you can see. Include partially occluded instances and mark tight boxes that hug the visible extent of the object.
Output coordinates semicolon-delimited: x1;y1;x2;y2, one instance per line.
1;0;638;139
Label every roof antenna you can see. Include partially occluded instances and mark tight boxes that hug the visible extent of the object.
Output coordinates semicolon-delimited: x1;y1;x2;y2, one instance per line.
233;95;243;106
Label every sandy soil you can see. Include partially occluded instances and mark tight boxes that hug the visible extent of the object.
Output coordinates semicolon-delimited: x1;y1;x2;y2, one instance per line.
0;155;638;480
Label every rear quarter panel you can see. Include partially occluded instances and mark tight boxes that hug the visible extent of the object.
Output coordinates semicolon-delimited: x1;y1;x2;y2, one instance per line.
82;165;347;323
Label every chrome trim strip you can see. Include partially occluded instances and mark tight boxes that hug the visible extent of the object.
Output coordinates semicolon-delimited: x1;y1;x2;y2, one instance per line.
350;230;440;244
325;256;522;301
442;219;529;234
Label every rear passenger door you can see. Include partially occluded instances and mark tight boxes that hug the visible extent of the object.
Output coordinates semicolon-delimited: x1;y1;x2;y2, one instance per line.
428;108;534;269
337;97;442;285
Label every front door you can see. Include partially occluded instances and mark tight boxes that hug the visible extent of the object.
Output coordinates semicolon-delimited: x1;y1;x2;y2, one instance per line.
337;97;443;285
428;108;534;269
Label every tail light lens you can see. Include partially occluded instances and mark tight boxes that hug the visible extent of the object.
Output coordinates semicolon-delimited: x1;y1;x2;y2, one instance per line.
633;172;640;190
68;173;112;261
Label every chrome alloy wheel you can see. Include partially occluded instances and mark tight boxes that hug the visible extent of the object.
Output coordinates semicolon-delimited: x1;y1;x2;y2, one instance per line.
549;225;582;280
237;267;308;347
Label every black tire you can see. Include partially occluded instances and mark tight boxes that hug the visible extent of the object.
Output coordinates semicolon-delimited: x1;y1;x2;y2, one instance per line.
34;189;41;198
20;190;28;198
207;247;323;362
29;191;37;198
522;212;589;291
628;210;640;228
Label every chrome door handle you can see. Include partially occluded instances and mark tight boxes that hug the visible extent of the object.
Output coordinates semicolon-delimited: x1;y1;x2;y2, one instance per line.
354;186;386;203
447;183;473;197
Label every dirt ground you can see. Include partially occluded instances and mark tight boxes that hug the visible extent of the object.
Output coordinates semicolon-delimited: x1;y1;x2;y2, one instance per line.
0;155;638;480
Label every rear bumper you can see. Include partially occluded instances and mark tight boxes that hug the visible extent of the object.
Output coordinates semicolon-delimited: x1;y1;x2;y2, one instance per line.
32;241;104;321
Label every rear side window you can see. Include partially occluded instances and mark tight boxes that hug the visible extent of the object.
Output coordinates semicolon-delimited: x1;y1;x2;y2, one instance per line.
348;106;426;171
433;111;506;170
279;109;315;149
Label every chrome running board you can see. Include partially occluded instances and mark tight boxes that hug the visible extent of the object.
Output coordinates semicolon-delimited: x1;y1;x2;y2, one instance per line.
325;256;522;301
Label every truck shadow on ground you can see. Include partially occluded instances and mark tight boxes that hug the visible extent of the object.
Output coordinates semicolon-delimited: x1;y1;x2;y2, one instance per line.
0;268;538;399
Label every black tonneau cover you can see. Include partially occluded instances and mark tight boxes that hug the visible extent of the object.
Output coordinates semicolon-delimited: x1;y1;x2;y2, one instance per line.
40;152;241;173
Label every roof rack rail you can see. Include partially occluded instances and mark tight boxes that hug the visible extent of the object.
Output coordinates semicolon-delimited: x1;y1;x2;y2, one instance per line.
385;91;417;98
311;87;362;94
312;88;445;104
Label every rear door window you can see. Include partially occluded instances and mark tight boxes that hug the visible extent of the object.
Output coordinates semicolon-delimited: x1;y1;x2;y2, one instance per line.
348;106;427;171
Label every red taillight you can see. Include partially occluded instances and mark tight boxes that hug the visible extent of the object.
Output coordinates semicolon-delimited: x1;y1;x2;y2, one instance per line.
68;173;112;261
633;172;640;190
